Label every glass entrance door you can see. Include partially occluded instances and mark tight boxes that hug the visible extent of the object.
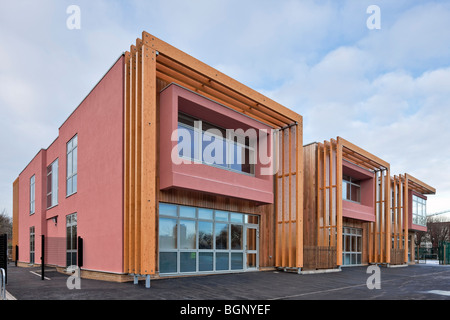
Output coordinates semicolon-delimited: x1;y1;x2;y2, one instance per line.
245;225;258;270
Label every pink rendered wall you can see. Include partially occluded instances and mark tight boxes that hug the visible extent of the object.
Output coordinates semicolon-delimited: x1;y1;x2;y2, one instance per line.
17;149;46;263
342;160;375;222
16;56;124;273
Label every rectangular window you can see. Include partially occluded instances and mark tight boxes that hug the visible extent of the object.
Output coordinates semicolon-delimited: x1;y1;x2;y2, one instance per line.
30;226;35;264
47;159;59;208
30;175;35;215
66;213;77;267
342;227;362;266
342;175;361;203
67;135;78;196
412;195;427;226
177;112;256;175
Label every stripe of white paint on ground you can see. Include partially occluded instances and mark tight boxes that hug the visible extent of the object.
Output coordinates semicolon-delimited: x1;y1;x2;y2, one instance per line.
29;271;51;280
427;290;450;297
6;290;17;300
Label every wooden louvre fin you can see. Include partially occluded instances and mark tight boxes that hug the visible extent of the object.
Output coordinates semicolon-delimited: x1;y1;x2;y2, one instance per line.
315;137;391;266
124;39;158;275
275;123;303;269
124;32;304;275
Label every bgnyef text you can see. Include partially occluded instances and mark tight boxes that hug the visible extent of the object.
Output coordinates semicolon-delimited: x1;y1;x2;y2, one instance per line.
180;304;271;317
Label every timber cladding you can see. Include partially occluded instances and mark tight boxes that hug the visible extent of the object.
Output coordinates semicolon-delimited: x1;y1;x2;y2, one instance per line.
123;31;303;276
303;138;396;268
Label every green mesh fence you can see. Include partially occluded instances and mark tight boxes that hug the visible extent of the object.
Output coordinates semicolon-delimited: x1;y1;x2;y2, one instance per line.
439;242;450;265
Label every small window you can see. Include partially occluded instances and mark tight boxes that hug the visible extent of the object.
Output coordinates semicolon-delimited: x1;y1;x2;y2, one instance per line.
30;175;35;215
47;159;59;208
342;175;361;203
67;135;78;196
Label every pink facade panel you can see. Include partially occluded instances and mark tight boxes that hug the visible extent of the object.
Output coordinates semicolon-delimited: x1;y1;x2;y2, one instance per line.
159;84;274;204
342;160;375;222
16;56;125;273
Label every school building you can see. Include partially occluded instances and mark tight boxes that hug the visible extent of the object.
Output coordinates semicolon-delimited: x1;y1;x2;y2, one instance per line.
11;31;435;285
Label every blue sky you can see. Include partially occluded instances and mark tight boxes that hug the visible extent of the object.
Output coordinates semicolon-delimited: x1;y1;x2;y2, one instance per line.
1;0;449;218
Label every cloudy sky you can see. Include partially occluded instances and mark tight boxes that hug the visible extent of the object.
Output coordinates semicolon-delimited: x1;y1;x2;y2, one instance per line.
1;0;449;218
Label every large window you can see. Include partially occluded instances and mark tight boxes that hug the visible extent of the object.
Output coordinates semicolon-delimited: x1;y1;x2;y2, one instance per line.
47;159;58;208
342;227;362;266
158;203;258;275
412;195;427;226
342;175;361;203
177;113;255;175
67;135;78;196
30;175;35;215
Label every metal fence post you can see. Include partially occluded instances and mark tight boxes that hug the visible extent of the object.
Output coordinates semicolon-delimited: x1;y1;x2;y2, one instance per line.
1;268;5;300
77;236;83;268
0;234;7;284
15;245;18;267
41;234;45;280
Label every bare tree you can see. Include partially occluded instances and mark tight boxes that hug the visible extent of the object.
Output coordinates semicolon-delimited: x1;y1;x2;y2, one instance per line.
0;208;12;238
427;216;450;247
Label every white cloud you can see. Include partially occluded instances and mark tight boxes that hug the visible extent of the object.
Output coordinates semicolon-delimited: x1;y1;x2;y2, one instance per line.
0;0;449;216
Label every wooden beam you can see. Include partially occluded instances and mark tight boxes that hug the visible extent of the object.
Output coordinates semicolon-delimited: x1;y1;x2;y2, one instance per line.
281;128;286;267
129;45;137;274
155;64;285;128
140;44;157;275
296;122;303;268
156;54;293;126
405;173;436;195
338;137;389;169
385;168;391;264
335;138;343;266
393;176;398;250
142;31;301;123
155;71;282;128
404;175;409;263
329;141;334;247
135;39;143;274
288;127;292;267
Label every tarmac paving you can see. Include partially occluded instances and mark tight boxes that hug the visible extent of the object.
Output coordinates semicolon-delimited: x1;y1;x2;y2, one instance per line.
2;262;450;302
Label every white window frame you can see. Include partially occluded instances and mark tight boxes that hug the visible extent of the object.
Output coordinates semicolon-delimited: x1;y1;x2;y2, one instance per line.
342;227;363;266
30;175;35;215
47;159;59;209
66;134;78;197
412;195;427;226
342;175;361;203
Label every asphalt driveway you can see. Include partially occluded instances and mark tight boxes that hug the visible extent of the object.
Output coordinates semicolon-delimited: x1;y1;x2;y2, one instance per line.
3;262;450;301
